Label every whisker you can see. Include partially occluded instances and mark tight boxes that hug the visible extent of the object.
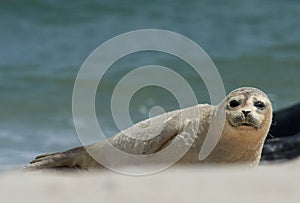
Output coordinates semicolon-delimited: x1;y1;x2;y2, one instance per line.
267;132;274;138
272;120;277;126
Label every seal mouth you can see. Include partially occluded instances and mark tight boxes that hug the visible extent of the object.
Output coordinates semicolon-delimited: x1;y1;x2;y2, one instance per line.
239;122;260;130
228;120;256;128
240;123;253;127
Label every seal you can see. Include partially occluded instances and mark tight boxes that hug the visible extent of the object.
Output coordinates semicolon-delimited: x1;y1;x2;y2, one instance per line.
262;102;300;162
269;102;300;138
27;87;272;169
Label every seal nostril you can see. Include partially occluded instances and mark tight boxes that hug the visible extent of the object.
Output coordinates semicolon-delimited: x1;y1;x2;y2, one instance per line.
242;110;251;117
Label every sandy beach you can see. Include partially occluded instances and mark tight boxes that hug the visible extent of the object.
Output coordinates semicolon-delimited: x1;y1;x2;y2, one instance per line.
1;160;299;203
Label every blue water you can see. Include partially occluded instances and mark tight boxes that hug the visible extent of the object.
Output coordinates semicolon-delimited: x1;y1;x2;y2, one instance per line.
1;0;300;170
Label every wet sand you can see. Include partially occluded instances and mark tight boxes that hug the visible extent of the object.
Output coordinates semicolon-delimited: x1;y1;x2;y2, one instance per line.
1;159;300;203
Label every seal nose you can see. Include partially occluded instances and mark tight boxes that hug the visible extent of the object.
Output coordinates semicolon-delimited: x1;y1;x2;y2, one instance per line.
242;110;251;117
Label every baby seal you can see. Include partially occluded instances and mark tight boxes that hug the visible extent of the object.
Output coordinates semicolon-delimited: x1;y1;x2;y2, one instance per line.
27;87;272;169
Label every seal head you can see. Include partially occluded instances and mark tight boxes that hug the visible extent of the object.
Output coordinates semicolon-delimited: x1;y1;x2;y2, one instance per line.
202;87;273;165
225;87;272;131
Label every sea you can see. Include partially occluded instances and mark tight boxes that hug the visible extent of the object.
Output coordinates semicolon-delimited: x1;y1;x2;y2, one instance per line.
1;0;300;170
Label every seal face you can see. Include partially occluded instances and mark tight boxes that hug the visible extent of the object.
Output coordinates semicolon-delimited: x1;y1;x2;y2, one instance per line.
226;88;271;130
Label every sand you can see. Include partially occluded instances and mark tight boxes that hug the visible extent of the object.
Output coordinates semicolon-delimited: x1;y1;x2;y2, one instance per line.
1;160;300;203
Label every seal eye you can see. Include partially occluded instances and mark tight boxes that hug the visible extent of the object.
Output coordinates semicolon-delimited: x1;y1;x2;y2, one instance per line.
229;100;240;108
254;101;266;110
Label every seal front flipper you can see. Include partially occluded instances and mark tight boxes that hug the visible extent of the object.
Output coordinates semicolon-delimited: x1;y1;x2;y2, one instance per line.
109;112;183;155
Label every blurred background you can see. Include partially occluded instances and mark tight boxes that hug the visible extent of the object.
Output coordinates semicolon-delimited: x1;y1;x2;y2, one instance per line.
1;0;300;170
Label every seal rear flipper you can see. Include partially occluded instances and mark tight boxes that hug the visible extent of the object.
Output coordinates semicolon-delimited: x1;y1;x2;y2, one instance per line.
26;146;91;170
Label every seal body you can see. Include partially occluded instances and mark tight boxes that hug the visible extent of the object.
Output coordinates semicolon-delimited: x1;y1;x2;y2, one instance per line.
28;87;272;169
269;103;300;138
